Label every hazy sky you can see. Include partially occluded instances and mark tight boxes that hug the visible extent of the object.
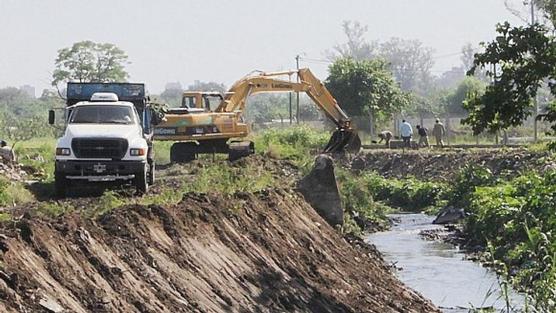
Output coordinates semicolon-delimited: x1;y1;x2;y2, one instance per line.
0;0;524;95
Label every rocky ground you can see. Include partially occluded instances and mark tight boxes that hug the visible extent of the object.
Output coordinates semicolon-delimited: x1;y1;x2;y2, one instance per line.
0;156;439;313
352;148;555;181
0;157;28;181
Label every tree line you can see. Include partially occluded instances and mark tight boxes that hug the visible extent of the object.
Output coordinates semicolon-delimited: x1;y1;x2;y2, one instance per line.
5;1;556;143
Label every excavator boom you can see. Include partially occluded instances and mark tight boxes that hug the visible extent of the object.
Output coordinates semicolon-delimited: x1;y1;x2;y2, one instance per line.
218;68;360;153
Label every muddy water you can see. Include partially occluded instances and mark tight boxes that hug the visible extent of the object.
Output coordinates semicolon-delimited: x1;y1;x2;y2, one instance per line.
366;213;524;313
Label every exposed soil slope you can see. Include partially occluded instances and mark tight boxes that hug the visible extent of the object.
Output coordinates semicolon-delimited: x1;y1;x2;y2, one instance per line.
0;188;438;312
355;148;554;181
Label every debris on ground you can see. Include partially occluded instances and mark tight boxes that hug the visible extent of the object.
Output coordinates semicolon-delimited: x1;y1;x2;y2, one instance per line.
432;207;467;225
0;158;27;181
419;225;466;247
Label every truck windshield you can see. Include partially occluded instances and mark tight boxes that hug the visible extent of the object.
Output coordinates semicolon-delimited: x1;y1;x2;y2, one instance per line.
70;105;135;125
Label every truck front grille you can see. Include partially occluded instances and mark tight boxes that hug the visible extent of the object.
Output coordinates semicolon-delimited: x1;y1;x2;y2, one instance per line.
72;138;128;159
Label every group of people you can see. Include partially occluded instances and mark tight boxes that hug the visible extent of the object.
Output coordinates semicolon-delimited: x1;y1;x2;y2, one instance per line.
377;119;446;148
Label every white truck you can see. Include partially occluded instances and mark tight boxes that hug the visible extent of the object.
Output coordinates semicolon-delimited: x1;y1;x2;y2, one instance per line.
49;83;156;197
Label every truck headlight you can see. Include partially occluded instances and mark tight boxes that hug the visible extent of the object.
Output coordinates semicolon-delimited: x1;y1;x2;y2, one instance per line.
55;148;71;156
130;148;145;156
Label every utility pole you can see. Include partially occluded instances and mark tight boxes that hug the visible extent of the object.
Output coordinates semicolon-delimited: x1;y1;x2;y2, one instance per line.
295;54;300;124
531;1;539;142
288;74;293;124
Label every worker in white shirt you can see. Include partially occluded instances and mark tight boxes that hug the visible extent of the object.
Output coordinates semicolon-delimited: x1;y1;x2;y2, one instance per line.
400;120;413;148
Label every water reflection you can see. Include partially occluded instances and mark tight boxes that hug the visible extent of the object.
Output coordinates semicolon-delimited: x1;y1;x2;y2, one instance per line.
366;213;524;313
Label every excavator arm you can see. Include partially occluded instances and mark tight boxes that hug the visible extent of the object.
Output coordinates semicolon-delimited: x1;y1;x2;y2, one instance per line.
216;68;360;153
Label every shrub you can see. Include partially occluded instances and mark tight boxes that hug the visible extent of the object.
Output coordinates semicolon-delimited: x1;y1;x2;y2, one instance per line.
462;170;556;310
255;126;329;161
447;163;495;207
357;172;446;212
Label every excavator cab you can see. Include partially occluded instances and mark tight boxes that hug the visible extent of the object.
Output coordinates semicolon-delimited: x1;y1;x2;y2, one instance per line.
181;92;223;112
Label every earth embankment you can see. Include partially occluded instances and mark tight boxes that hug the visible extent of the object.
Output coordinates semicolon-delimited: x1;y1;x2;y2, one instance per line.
0;186;438;312
355;148;554;180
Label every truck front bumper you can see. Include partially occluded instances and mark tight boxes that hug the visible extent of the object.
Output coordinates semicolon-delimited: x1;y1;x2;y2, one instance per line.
55;160;146;182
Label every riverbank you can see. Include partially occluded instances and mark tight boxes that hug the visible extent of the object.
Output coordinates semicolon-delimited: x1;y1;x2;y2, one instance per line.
353;148;555;181
352;147;556;312
367;213;524;312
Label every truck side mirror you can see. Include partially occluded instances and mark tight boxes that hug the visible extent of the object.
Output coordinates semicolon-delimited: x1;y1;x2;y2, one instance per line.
48;110;55;125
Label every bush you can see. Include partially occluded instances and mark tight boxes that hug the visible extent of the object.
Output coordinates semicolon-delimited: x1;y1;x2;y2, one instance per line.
335;168;389;229
358;172;446;212
255;126;329;161
447;163;495;207
462;170;556;311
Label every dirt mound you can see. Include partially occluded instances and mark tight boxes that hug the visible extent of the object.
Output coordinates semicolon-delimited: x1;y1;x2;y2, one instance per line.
354;148;554;181
0;189;438;312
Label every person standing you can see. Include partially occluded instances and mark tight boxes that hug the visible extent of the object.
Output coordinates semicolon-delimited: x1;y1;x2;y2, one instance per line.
432;119;446;147
400;119;413;148
416;125;429;148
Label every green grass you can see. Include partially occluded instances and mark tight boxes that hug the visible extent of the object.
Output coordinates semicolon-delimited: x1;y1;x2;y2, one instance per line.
153;140;174;165
0;177;34;207
0;212;12;223
254;125;329;161
37;202;74;217
13;137;56;181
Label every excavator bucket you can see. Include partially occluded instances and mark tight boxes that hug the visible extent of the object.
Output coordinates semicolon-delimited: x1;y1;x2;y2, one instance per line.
323;129;361;154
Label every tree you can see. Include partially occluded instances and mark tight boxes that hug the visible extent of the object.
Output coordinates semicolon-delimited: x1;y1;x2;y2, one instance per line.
534;0;556;26
379;38;435;93
446;77;485;116
326;58;410;133
160;86;184;108
461;43;476;72
52;41;129;87
464;22;556;134
326;21;377;61
244;94;289;123
186;81;226;93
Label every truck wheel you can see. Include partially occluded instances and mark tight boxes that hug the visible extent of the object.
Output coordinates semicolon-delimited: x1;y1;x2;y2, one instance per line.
135;164;148;194
148;160;155;184
54;172;67;198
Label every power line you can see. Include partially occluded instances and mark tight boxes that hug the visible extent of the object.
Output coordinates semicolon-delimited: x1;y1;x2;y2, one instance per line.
432;51;462;59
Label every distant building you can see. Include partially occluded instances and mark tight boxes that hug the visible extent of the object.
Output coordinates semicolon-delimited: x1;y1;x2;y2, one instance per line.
19;85;36;98
164;82;182;91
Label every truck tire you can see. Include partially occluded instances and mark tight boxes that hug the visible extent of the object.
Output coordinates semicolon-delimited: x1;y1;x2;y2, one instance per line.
135;164;148;195
148;160;155;184
54;172;67;198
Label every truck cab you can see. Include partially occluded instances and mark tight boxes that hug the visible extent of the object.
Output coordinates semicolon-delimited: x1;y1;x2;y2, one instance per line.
50;83;155;197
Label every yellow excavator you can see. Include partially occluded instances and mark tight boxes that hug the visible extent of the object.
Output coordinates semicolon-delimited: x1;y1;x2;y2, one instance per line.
154;68;361;162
